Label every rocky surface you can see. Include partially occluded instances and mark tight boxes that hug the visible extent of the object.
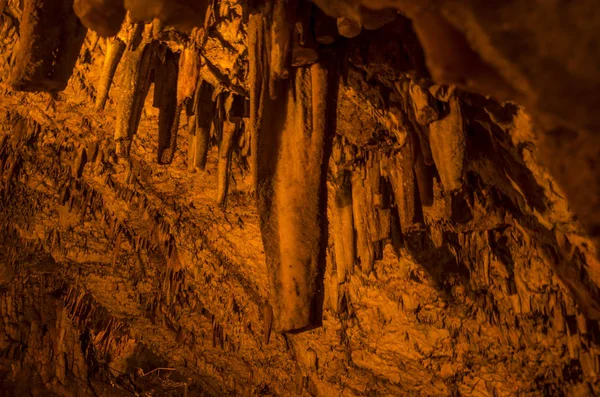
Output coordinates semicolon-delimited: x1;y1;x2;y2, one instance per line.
311;0;600;257
0;0;599;396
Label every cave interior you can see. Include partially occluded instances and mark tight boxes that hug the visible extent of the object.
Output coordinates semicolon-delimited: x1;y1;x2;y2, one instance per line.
0;0;600;396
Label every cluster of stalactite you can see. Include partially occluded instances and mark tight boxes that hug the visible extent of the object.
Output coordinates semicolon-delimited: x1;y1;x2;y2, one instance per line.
2;0;599;341
9;0;347;332
2;39;600;396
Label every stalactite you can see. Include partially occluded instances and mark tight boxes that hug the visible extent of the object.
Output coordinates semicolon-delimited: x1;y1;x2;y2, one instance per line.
414;123;435;166
388;139;423;233
114;23;155;157
216;94;241;207
186;115;197;172
329;166;355;283
411;129;434;207
95;37;126;111
256;49;338;331
177;45;201;107
247;13;267;186
188;80;216;171
351;167;373;274
351;153;390;273
73;0;127;37
154;47;181;165
217;94;245;207
428;96;466;192
212;93;225;143
9;0;87;92
409;82;440;126
269;0;297;89
369;154;391;243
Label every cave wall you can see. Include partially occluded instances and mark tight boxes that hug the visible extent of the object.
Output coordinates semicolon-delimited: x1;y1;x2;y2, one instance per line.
0;1;599;396
311;0;600;255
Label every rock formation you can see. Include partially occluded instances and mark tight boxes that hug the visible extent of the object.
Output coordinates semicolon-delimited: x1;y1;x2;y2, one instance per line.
0;0;599;395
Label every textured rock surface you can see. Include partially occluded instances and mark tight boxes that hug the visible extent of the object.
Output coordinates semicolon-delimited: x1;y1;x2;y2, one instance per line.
312;0;600;256
0;0;599;396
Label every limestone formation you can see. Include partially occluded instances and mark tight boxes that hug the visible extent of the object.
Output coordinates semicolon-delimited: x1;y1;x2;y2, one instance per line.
0;0;599;395
95;37;126;110
114;23;155;157
188;80;216;171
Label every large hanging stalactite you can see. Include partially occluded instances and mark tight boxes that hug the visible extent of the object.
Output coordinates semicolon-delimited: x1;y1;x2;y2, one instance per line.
251;3;340;331
256;59;339;332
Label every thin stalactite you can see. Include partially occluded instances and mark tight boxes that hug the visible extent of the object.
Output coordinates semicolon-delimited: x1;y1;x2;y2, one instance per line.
177;44;201;107
429;95;466;193
95;37;126;111
329;168;355;283
154;47;181;165
114;23;155;157
188;80;216;171
388;137;423;234
216;119;237;207
247;12;267;187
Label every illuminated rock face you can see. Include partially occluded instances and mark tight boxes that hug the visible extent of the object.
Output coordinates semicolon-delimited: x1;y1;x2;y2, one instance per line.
0;0;599;395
